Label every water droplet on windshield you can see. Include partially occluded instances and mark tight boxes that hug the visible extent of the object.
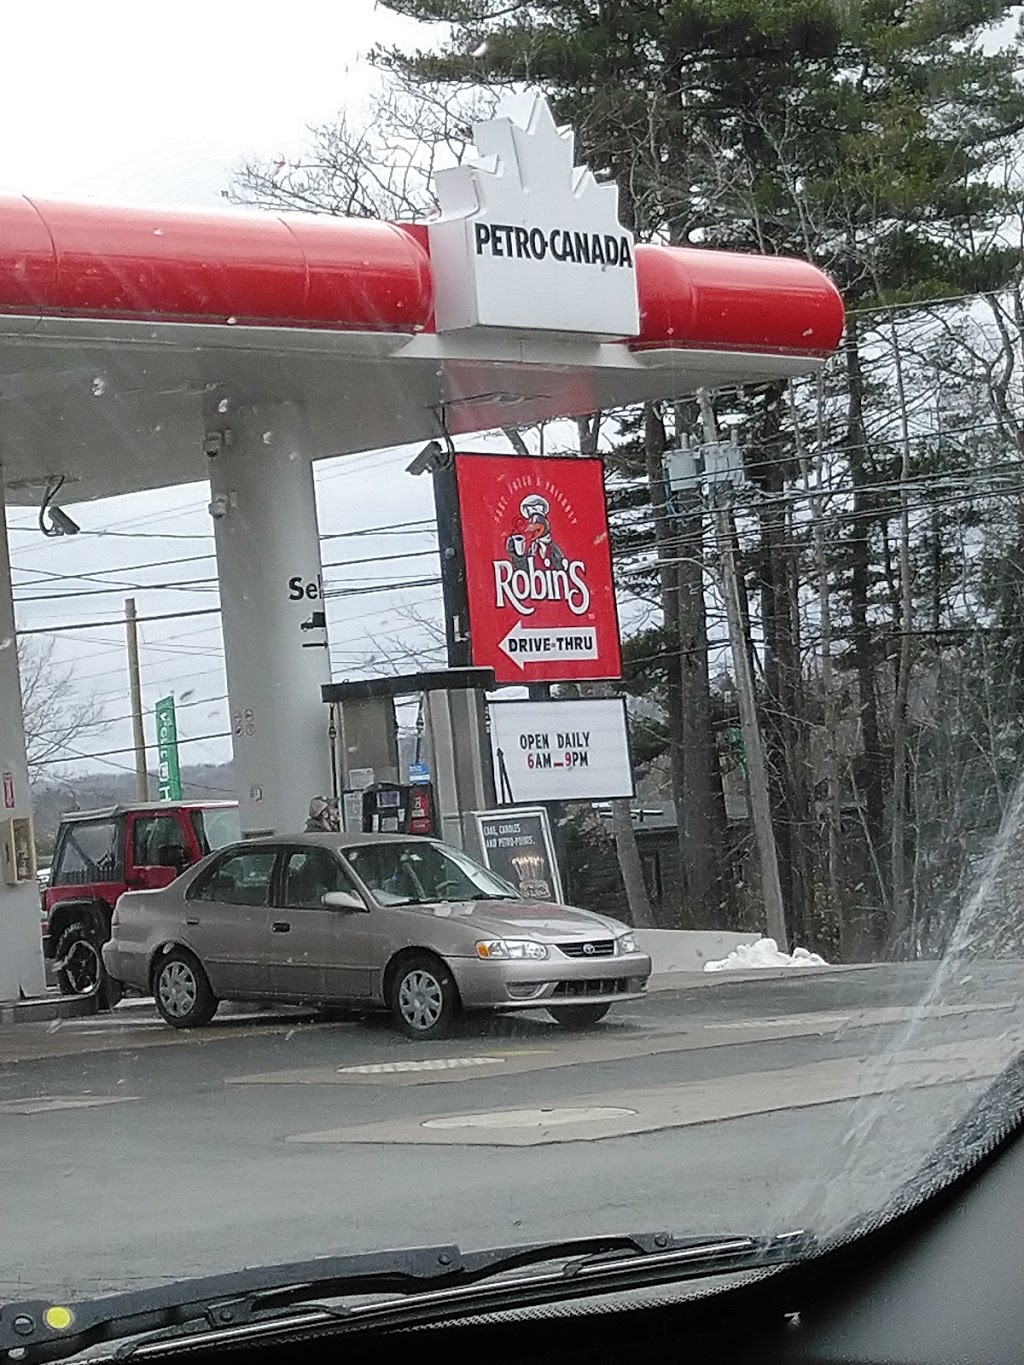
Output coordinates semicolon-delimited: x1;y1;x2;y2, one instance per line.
217;398;230;413
91;376;107;396
262;431;273;445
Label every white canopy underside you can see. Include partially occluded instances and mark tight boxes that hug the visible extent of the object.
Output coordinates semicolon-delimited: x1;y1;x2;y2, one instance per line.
0;317;822;505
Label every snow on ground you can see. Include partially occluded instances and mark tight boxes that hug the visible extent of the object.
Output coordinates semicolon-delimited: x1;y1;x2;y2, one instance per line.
703;938;829;973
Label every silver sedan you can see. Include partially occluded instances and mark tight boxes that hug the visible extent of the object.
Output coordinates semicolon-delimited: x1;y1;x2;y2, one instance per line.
103;832;652;1039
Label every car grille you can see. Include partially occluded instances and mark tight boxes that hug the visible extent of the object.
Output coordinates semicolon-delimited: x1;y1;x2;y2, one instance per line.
552;977;627;997
557;940;615;958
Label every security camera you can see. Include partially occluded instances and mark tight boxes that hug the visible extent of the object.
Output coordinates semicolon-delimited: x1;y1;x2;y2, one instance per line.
203;432;224;459
47;507;80;536
406;440;444;477
208;494;230;520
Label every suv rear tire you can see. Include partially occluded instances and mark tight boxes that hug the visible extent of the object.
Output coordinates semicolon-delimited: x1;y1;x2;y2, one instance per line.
54;918;123;1010
153;949;218;1029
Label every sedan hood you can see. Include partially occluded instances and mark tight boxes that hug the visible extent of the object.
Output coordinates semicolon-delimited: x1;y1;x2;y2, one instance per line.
403;899;628;941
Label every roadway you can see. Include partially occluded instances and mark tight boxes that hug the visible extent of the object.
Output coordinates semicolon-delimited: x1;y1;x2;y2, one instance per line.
2;962;1022;1303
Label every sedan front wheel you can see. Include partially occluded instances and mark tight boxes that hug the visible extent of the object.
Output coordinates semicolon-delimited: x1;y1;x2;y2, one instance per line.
390;955;460;1040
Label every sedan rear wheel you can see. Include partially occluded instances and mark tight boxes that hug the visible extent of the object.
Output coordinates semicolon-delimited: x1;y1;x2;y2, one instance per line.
153;949;218;1029
390;955;459;1040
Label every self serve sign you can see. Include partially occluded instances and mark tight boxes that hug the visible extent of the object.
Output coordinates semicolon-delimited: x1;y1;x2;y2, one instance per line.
489;698;635;804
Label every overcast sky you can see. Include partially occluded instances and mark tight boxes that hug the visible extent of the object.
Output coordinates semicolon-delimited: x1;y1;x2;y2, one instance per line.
1;0;466;783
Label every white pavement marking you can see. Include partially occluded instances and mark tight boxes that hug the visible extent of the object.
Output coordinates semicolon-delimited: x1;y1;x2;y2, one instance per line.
337;1057;507;1075
423;1106;636;1130
704;1002;1016;1032
0;1096;139;1115
228;1000;1020;1090
708;1014;852;1030
287;1035;1023;1147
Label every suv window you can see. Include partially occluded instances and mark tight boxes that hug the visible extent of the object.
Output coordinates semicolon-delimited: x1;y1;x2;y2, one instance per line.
51;820;119;886
190;849;277;907
280;848;360;909
133;815;188;869
191;807;242;855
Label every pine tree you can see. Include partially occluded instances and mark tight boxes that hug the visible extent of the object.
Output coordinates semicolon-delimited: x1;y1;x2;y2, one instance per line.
377;0;1024;953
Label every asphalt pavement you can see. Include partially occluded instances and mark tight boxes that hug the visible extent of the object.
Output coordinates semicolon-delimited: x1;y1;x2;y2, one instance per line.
2;960;1023;1303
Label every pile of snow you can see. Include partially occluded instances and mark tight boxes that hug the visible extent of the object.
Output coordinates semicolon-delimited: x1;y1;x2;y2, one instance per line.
703;937;828;973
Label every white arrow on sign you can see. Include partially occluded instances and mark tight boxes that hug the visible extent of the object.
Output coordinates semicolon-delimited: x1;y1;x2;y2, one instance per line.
498;620;600;669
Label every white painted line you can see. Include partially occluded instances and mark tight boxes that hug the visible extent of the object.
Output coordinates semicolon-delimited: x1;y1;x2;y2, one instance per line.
708;1014;851;1031
423;1106;636;1131
337;1056;507;1076
703;1002;1017;1034
289;1035;1023;1146
0;1096;139;1115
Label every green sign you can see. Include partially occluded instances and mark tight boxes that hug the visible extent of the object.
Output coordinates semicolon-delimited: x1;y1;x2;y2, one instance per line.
155;695;182;801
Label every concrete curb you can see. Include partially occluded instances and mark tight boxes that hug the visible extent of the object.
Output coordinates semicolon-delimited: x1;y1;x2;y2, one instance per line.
0;992;97;1025
647;962;885;992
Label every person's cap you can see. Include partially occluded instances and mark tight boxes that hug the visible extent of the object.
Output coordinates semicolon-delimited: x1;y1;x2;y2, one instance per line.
308;796;330;819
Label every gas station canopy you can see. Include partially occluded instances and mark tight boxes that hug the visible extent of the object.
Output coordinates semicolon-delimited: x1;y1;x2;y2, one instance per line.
0;95;847;1001
0;102;844;506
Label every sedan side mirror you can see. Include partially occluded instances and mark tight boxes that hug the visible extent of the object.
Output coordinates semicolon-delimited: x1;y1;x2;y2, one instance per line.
322;890;365;911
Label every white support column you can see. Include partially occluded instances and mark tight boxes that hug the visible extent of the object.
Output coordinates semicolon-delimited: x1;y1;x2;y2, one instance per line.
208;403;332;838
0;463;46;1000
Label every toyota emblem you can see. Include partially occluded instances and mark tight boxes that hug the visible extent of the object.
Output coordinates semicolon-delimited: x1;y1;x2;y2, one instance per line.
583;943;596;955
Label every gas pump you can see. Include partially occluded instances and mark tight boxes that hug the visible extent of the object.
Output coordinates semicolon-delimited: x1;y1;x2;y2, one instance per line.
322;668;494;847
361;782;437;837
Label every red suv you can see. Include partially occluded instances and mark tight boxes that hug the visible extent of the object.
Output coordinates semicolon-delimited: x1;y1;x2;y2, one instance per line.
43;801;241;1005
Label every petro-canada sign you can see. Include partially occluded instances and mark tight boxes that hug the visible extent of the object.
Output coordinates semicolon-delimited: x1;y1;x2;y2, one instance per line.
429;95;640;338
455;452;623;686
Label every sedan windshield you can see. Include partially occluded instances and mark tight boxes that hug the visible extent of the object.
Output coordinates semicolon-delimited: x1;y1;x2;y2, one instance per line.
345;841;518;905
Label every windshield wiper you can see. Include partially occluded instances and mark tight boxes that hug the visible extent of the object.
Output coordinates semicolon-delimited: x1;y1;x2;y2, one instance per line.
0;1230;813;1363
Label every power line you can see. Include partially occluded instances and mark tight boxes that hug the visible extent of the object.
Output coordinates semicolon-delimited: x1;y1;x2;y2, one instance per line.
17;606;222;636
10;547;441;604
33;729;233;769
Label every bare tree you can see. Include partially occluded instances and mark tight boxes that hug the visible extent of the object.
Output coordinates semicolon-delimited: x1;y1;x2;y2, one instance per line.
233;78;494;220
18;637;106;783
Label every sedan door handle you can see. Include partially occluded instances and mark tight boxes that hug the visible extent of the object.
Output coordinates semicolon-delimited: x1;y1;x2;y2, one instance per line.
185;917;199;926
272;921;291;933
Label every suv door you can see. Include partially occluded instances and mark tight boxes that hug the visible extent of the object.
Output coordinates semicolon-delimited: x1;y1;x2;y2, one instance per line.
127;812;198;891
268;847;376;1002
45;816;124;930
184;846;279;998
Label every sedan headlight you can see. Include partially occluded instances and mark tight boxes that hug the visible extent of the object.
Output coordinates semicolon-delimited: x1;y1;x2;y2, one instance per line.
617;932;639;955
476;939;549;961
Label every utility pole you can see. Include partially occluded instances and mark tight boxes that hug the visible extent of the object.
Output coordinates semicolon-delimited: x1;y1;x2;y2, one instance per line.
125;597;148;801
696;390;788;950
